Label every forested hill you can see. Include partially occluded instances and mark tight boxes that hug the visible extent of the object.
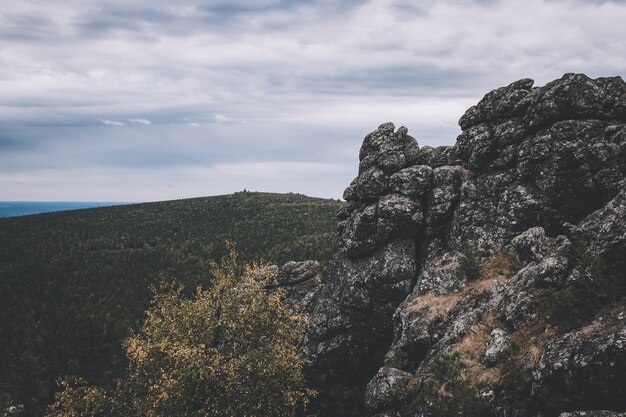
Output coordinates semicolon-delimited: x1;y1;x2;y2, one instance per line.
0;191;340;415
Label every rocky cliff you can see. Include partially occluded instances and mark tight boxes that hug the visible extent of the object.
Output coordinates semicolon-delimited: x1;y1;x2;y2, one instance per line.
283;73;626;417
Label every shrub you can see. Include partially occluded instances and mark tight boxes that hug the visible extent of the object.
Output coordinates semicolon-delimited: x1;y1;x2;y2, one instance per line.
46;378;113;417
460;243;482;281
480;250;518;281
408;351;487;417
46;246;314;417
494;341;531;409
539;242;617;332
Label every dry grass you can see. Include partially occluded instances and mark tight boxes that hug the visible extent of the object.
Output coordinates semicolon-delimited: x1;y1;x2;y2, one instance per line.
406;292;463;319
454;314;502;386
405;250;522;384
480;250;517;282
406;250;517;321
511;322;557;366
577;302;625;337
464;277;504;294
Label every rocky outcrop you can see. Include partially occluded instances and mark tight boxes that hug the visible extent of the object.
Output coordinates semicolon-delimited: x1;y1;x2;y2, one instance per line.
296;74;626;417
272;260;323;313
532;309;626;413
303;142;419;414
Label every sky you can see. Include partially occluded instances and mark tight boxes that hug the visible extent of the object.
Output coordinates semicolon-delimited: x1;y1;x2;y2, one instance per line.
1;0;626;202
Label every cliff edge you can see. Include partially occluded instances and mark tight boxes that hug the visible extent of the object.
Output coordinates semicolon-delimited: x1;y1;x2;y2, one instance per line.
290;73;626;417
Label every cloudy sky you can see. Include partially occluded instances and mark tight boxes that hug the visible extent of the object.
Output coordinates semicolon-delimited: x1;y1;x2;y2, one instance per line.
1;0;625;201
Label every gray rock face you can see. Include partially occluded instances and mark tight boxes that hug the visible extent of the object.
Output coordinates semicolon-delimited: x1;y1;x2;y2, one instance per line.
298;74;626;417
364;367;412;414
459;78;534;130
300;239;416;417
577;189;626;278
482;328;511;366
532;310;626;413
511;226;559;264
274;260;323;313
413;251;466;296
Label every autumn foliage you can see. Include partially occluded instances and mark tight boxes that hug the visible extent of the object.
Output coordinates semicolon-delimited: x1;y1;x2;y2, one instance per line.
46;247;313;417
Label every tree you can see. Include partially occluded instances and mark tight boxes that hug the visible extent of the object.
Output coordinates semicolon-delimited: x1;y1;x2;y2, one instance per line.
47;246;314;417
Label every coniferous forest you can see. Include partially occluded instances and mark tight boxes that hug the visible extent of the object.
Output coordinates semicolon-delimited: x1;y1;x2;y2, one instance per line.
0;192;340;415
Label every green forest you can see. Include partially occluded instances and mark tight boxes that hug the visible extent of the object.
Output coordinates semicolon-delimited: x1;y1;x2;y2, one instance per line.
0;192;340;416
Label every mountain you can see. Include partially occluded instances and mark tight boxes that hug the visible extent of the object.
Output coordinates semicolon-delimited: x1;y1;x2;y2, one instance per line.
0;192;340;415
281;74;626;417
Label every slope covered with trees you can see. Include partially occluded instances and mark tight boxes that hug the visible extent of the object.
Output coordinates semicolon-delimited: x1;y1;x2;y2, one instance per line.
0;192;339;416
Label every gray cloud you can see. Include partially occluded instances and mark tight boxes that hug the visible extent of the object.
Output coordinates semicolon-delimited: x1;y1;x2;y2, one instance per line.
1;0;625;200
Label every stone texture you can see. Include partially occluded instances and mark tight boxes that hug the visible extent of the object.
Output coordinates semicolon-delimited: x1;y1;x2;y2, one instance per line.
364;367;412;414
297;74;626;417
533;310;626;413
273;260;323;313
482;328;511;366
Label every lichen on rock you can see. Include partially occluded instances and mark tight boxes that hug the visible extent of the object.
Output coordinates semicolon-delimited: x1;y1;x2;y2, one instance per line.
296;74;626;417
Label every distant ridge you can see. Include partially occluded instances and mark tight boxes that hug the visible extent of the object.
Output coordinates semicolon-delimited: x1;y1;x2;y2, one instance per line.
0;201;130;218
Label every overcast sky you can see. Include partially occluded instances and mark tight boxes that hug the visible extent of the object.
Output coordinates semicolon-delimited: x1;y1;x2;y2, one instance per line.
1;0;625;201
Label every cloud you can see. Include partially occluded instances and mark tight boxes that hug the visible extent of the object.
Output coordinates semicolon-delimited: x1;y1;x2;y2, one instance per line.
214;114;234;124
101;119;125;126
214;114;247;125
1;0;626;200
128;118;151;125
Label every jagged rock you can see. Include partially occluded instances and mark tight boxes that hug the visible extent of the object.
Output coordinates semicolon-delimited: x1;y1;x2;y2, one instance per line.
517;120;620;222
499;240;571;330
513;255;570;288
346;166;390;202
426;166;463;225
278;260;320;285
336;199;362;221
459;78;534;130
511;227;558;264
577;188;626;276
301;240;416;416
532;309;626;413
482;328;511;366
274;260;322;313
524;74;626;128
340;203;378;258
456;123;500;170
414;251;465;296
298;74;626;417
377;194;422;241
415;145;455;167
389;165;432;197
364;367;412;414
359;122;419;174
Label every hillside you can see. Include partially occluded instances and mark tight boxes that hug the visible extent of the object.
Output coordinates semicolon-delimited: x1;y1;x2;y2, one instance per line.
0;192;340;415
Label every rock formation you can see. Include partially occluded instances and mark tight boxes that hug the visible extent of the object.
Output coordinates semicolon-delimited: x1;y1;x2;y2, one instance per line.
290;73;626;417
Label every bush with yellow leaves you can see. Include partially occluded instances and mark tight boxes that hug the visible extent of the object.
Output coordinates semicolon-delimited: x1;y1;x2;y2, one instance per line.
46;246;314;417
